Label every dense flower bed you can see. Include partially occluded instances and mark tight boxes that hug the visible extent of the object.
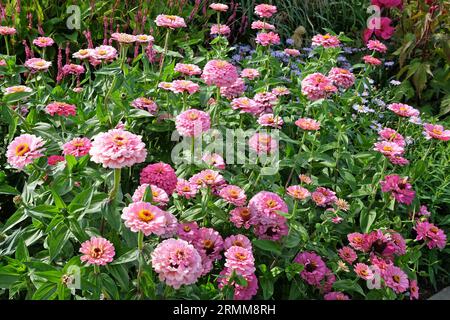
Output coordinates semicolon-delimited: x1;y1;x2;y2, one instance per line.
0;2;449;300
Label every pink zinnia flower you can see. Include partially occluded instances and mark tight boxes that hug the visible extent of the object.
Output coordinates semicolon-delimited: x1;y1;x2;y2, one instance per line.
251;20;275;30
414;221;447;250
301;73;337;101
121;201;168;236
287;185;311;200
380;175;415;205
419;205;431;217
324;292;350;300
7;134;45;169
338;246;358;264
248;132;278;155
229;207;253;229
299;174;313;185
89;129;147;169
367;40;388;53
111;32;136;44
62;137;91;157
62;64;85;76
255;32;280;46
388;155;410;166
0;59;6;67
312;34;340;48
219;185;247;207
201;59;238;88
254;4;277;18
4;85;32;95
252;215;288;241
230;97;261;115
383;265;409;294
174;63;202;76
224;246;255;276
374;141;404;157
388;103;420;117
257;113;283;129
91;45;117;60
423;123;450;141
131;183;169;208
175;178;199;199
175;109;211;137
240;68;260;80
354;263;374;280
170;80;200;94
47;155;65;166
371;0;402;9
210;3;229;12
135;34;154;43
210;24;231;36
311;187;337;207
177;221;199;242
271;86;290;96
410;279;419;300
140;162;177;195
131;97;158;114
294;251;327;286
73;49;93;60
45;102;76;117
202;153;226;170
151;238;202;289
155;14;186;28
24;58;51;72
378;128;405;146
327;67;355;89
218;270;259;300
224;235;252;251
32;36;54;47
348;232;370;252
253;91;278;114
249;191;288;218
220;77;246;99
79;236;115;266
363;55;382;66
192;169;226;188
193;227;224;274
0;26;16;35
295;117;320;131
284;48;300;57
363;17;395;42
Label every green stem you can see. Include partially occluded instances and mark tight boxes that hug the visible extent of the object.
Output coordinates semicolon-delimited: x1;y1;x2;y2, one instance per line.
108;168;122;202
157;29;171;85
5;36;10;56
285;131;307;188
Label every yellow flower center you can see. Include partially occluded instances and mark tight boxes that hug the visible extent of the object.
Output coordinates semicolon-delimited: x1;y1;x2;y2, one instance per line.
383;146;393;152
113;135;126;146
138;209;155;222
15;143;30;156
235;252;247;260
266;199;277;208
432;128;443;135
90;246;103;259
188;112;199;120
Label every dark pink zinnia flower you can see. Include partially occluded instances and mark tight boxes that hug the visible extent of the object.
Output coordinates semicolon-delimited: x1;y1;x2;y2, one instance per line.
380;175;415;205
140;162;177;195
294;251;327;286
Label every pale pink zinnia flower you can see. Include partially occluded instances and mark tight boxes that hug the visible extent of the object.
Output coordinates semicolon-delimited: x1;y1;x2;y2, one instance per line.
423;123;450;141
175;178;199;199
299;174;312;184
175;109;211;137
284;48;300;56
202;153;226;170
311;187;337;207
0;26;16;35
131;183;169;208
45;102;76;117
383;265;409;293
271;86;290;96
219;185;247;207
210;24;231;36
257;113;284;129
32;36;54;47
301;73;337;101
170;80;200;94
4;85;32;95
191;169;226;188
327;67;355;89
111;32;136;44
253;91;278;114
155;14;186;28
174;63;202;76
131;97;158;114
79;236;115;266
140;162;178;195
7;134;46;169
89;129;147;168
121;201;168;236
224;246;256;276
177;221;199;242
240;68;260;80
62;137;92;157
91;45;118;60
151;238;203;289
248;191;288;218
220;77;246;99
295;117;321;131
248;132;278;155
254;4;277;18
255;32;280;46
251;20;275;30
230;97;261;115
229;207;253;229
73;49;93;60
363;55;382;66
24;58;51;72
312;34;340;48
367;40;387;53
201;59;238;88
210;3;229;11
347;232;370;252
287;185;311;201
135;34;154;43
224;234;252;251
387;103;420;117
373;141;404;157
218;270;258;300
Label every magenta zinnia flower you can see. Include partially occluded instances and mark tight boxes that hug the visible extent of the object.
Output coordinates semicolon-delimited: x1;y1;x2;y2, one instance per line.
7;134;46;169
151;238;202;289
380;175;415;205
79;236;115;266
192;227;224;275
294;251;328;286
414;221;447;249
218;270;259;300
324;292;350;300
177;221;199;242
140;162;177;195
338;246;358;264
89;129;147;168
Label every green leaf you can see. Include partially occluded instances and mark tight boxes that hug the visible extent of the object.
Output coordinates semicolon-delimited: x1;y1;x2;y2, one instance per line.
15;237;29;261
333;279;365;297
48;224;71;261
0;184;19;195
32;282;58;300
110;249;139;265
360;209;377;233
253;240;282;256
